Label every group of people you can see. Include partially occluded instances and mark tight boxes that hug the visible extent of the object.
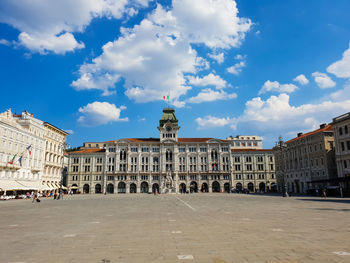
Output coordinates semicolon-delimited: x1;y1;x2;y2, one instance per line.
29;189;65;203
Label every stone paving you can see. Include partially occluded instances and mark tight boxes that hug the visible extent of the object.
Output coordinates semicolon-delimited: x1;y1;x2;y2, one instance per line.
1;194;350;263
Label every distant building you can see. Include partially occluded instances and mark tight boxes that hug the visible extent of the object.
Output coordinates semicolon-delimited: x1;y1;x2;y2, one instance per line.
226;135;263;149
67;108;276;194
274;124;336;194
331;112;350;195
231;149;276;192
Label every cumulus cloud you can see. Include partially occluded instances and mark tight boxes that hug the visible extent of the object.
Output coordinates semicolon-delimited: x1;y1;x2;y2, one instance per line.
78;101;128;126
71;1;251;105
187;88;237;103
0;0;150;54
227;61;246;75
64;130;74;135
330;81;350;101
258;80;298;94
327;44;350;78
208;52;224;64
293;74;309;85
195;93;350;139
187;73;227;89
195;116;236;130
234;54;246;60
312;72;336;89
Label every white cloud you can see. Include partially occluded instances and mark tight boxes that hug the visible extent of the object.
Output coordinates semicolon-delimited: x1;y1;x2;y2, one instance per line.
64;129;74;135
0;39;10;46
237;93;350;132
0;0;150;54
327;44;350;78
208;52;224;64
312;72;336;89
234;54;246;60
187;73;227;89
171;0;252;49
293;74;309;85
72;1;251;105
258;80;298;94
78;101;128;126
227;61;246;75
195;116;236;130
330;81;350;101
187;88;237;103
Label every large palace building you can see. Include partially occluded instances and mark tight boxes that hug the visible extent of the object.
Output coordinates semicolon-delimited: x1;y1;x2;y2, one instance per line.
67;108;276;194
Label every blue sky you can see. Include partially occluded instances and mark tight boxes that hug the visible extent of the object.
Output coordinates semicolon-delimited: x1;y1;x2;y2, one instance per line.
1;0;350;148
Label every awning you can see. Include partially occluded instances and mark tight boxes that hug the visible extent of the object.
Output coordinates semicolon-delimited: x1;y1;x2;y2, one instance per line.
0;180;27;191
41;183;53;191
16;180;40;190
70;186;79;190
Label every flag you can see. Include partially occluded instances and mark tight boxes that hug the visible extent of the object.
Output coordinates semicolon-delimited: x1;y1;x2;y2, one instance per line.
8;154;17;165
163;95;169;100
18;156;23;166
26;145;32;155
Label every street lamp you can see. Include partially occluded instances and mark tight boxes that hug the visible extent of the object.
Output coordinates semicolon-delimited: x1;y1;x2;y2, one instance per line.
276;136;289;197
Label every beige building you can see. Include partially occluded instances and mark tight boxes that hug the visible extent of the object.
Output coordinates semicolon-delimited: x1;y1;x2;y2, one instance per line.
0;109;68;194
67;108;276;194
226;135;263;149
42;122;68;190
0;110;45;192
231;149;276;192
331;112;350;195
274;124;336;194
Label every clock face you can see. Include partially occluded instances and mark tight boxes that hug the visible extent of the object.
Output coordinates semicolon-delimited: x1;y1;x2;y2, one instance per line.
166;126;172;132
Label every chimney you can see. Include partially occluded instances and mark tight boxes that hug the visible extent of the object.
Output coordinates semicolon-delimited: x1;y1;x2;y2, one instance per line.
297;132;303;137
319;123;326;129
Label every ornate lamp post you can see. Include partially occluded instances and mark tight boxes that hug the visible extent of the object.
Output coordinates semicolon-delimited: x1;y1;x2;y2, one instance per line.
277;136;289;197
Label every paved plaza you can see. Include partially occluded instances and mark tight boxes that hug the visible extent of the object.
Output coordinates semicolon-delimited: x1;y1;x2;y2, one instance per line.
1;194;350;263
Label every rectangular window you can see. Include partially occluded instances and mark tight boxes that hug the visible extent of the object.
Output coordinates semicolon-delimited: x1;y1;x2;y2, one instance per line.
235;165;241;171
347;141;350;150
341;142;345;151
200;147;207;152
189;147;197;152
179;147;186;152
152;147;159;152
141;147;149;152
339;127;343;136
234;156;240;162
246;164;252;171
221;147;229;152
344;160;348;169
345;125;348;134
131;147;138;152
109;147;116;152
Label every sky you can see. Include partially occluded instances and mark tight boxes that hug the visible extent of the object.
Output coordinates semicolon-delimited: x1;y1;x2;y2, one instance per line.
1;0;350;149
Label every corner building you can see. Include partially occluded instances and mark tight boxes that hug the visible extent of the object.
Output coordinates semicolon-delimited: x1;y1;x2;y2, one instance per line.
68;108;234;194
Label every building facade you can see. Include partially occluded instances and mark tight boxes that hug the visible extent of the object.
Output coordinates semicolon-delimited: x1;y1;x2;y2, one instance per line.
226;135;263;149
274;124;336;194
231;149;276;192
42;122;68;190
0;109;67;194
67;108;276;194
331;112;350;194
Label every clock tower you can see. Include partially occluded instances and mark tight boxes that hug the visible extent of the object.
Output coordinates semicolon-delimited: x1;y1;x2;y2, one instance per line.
158;108;180;142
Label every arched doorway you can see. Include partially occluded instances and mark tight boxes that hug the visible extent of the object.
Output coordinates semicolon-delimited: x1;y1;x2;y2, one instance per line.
259;182;266;192
71;184;78;194
140;182;149;193
118;182;126;193
179;183;186;193
270;183;277;192
224;183;230;193
107;183;114;194
152;183;159;194
95;184;102;194
190;181;198;193
236;183;243;191
201;183;209;193
130;183;137;193
83;184;89;194
247;182;254;192
212;181;220;192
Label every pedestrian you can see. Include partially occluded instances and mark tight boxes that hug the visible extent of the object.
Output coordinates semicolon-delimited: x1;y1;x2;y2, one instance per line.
54;192;57;200
322;189;327;198
32;193;37;203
